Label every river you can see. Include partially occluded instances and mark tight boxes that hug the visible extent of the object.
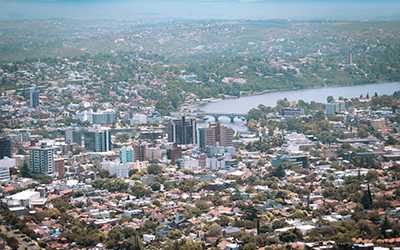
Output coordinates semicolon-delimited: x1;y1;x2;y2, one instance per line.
192;82;400;132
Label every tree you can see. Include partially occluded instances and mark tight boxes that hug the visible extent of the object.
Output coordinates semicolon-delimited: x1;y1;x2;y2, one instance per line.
208;224;222;237
150;181;161;191
20;162;32;178
313;109;326;122
366;170;379;182
327;96;334;103
243;243;257;250
99;169;110;178
247;108;264;121
147;164;165;175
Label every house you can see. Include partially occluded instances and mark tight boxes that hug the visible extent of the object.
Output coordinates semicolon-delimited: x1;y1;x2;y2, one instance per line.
221;226;241;237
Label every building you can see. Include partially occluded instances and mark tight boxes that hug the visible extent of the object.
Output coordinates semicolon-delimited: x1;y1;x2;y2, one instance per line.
101;160;129;178
29;142;54;175
326;100;345;115
84;127;111;152
371;118;385;131
141;174;155;185
170;143;182;165
30;88;39;108
120;146;134;163
281;108;305;116
168;116;197;145
0;137;11;160
346;52;353;65
65;127;82;145
0;157;16;169
5;190;40;208
198;123;233;149
92;109;117;124
0;168;10;182
271;154;309;168
134;144;146;161
140;129;163;141
54;158;65;176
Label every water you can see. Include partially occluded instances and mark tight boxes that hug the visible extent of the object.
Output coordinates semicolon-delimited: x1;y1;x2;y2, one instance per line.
193;82;400;131
1;0;400;21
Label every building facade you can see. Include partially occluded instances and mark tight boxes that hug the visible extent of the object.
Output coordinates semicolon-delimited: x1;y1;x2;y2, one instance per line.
120;146;134;163
30;88;39;108
198;123;233;149
29;143;54;175
92;109;117;124
84;127;111;152
54;158;65;176
167;116;197;145
0;137;11;160
65;127;82;145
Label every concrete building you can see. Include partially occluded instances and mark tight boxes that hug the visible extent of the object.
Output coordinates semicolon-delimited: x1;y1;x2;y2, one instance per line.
371;118;385;131
29;142;54;175
0;157;16;169
92;109;117;124
5;189;41;208
326;100;346;115
65;127;82;145
0;137;11;160
30;88;39;108
198;123;233;149
101;160;129;178
120;146;134;163
0;168;10;182
346;52;353;65
141;174;155;185
167;116;197;145
84;127;111;152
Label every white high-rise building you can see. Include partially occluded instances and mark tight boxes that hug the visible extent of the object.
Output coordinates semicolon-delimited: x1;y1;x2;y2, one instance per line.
29;142;54;175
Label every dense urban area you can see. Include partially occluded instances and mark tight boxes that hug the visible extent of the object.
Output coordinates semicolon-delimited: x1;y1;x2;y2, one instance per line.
0;19;399;250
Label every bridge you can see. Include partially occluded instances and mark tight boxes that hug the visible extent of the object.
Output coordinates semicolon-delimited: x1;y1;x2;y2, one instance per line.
190;112;248;123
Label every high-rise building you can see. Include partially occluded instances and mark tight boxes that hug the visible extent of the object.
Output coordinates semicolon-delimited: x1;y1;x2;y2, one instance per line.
65;127;82;146
134;144;146;161
30;88;39;108
84;127;111;152
170;143;182;165
92;109;117;124
120;146;134;163
29;142;54;175
346;52;353;65
0;137;11;160
167;116;197;145
54;158;65;176
198;123;233;149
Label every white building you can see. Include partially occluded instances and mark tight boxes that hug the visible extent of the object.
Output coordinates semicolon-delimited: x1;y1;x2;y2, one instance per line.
0;157;16;169
101;160;129;178
0;168;10;182
130;114;147;125
5;190;40;208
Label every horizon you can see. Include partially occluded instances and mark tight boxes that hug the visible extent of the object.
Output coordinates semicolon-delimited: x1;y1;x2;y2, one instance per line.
1;0;400;21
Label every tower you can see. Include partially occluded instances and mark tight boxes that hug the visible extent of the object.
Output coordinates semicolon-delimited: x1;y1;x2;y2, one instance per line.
30;88;39;108
29;142;54;175
167;116;197;145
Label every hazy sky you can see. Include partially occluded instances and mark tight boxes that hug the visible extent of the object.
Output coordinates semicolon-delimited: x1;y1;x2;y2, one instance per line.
1;0;400;21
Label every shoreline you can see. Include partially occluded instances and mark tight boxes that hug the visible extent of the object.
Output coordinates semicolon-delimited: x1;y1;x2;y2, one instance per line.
186;81;400;112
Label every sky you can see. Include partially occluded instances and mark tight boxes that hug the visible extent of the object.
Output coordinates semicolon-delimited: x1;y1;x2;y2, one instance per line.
0;0;400;21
